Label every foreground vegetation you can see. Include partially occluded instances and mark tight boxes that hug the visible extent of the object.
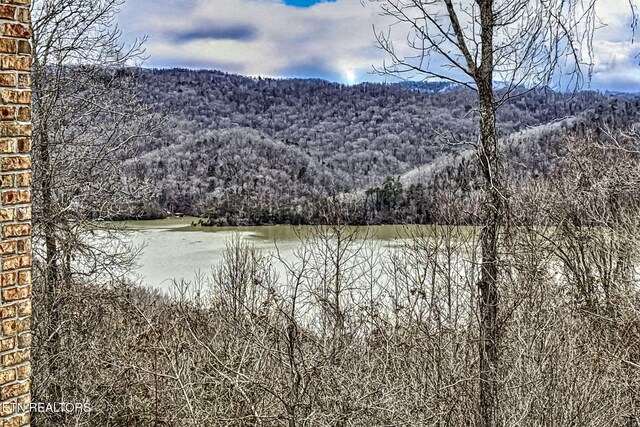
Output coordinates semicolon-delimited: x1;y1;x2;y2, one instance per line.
30;134;640;426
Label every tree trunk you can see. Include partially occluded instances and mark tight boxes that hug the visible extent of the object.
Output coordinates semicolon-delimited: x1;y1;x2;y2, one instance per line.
477;2;502;426
36;126;63;403
477;85;501;427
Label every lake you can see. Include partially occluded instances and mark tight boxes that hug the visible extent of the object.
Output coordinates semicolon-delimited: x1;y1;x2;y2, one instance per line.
123;217;430;294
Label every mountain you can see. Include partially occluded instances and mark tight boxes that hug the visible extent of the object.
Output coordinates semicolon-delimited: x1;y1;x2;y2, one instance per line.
123;68;640;223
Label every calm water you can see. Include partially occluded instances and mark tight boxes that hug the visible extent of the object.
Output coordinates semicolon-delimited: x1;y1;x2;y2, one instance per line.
123;217;424;293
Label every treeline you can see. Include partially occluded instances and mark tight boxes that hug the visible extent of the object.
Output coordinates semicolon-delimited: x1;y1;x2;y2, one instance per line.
192;177;432;226
120;68;640;221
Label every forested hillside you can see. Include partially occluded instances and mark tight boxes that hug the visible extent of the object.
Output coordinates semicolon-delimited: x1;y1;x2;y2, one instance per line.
123;68;640;223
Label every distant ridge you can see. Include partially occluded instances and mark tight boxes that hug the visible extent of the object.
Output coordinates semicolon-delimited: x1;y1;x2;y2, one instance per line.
393;80;457;93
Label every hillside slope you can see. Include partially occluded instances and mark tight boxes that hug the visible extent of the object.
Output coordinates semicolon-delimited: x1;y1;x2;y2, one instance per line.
124;68;640;221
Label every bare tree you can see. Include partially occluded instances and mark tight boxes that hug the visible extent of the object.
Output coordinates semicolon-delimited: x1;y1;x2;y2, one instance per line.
374;1;599;425
30;0;157;409
507;129;640;426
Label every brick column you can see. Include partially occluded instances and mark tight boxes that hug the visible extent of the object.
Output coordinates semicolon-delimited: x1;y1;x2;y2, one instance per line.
0;1;32;426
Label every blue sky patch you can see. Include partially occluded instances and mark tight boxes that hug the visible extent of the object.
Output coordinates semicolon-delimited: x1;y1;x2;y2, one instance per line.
283;0;336;7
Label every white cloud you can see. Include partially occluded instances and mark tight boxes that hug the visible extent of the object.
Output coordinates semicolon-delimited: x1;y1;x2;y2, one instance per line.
117;0;640;91
119;0;388;82
590;0;640;90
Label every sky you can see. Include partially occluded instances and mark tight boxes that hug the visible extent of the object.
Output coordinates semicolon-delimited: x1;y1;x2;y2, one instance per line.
117;0;640;92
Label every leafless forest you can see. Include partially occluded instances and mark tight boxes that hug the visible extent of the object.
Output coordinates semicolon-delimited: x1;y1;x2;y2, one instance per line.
27;0;640;426
32;136;640;425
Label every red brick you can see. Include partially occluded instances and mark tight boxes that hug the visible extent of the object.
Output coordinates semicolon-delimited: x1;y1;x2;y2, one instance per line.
1;319;15;334
2;23;30;39
16;393;28;407
0;138;14;153
2;224;29;238
0;369;15;385
0;318;28;336
16;73;28;88
15;300;29;316
1;350;29;367
0;8;32;419
0;122;30;137
16;106;28;121
1;155;29;170
0;207;13;220
0;379;30;400
16;271;28;284
15;138;28;152
15;207;29;220
16;8;29;24
2;286;31;302
15;171;29;187
2;254;31;269
0;106;15;120
0;241;16;255
0;272;15;287
0;401;16;417
0;337;14;352
0;89;30;104
0;55;29;71
0;6;16;20
0;304;15;318
0;72;15;87
4;0;30;5
16;363;29;379
15;238;29;253
16;333;29;349
0;38;16;54
16;40;28;55
2;190;29;205
3;413;30;427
